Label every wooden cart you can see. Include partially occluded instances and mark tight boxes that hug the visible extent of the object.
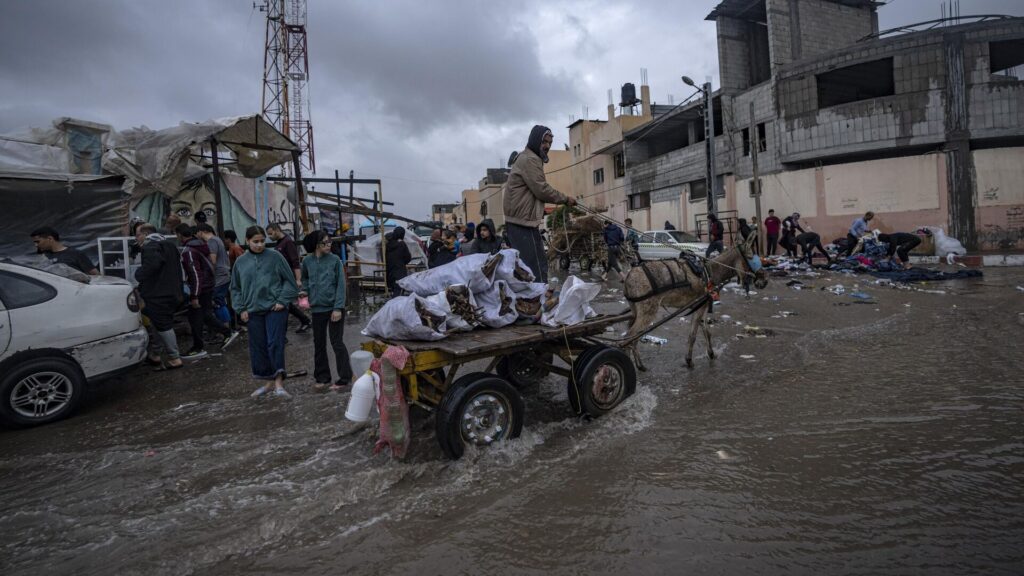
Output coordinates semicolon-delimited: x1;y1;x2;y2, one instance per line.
555;232;606;272
361;312;636;459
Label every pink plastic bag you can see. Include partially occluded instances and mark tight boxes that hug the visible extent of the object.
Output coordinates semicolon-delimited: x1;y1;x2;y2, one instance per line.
297;295;310;310
373;346;411;459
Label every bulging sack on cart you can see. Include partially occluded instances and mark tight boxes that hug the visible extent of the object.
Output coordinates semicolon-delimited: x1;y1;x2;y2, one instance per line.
423;284;482;333
542;275;599;327
511;281;547;324
493;248;535;286
362;294;449;341
398;252;502;295
475;279;519;328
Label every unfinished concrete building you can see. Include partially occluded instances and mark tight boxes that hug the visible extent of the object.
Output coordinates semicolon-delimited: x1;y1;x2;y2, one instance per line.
624;0;1024;250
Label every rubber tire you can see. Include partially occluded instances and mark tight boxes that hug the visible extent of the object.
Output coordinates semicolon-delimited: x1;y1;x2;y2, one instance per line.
496;351;552;389
559;255;571;270
435;372;525;460
571;347;636;418
568;344;607;415
579;255;593;272
0;356;86;427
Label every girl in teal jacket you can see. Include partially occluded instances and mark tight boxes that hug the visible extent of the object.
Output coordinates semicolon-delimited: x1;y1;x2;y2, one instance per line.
300;231;353;391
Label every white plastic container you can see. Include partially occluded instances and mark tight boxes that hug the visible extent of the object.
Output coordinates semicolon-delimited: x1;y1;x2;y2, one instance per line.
350;350;374;377
345;371;380;422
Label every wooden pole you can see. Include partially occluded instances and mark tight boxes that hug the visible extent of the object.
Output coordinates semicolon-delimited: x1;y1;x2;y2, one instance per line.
292;150;310;234
750;102;764;255
209;137;225;234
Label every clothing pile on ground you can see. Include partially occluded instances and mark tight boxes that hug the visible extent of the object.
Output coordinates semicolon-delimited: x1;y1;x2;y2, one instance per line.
361;248;600;341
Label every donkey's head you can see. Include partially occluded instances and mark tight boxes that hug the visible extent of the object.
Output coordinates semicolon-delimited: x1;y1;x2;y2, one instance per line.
718;234;768;290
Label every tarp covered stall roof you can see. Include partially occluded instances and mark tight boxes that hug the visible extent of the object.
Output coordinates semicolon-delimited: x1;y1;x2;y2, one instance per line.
0;175;129;262
104;114;298;198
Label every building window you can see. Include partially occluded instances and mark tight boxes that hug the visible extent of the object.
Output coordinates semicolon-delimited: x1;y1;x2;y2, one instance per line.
757;122;767;152
628;192;650;210
480;200;488;217
593;168;605;185
688;179;707;202
742;128;751;157
990;39;1024;78
613;152;625;178
816;58;895;108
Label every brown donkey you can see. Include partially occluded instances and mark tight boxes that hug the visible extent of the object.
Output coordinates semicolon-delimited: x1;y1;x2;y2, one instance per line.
621;234;768;371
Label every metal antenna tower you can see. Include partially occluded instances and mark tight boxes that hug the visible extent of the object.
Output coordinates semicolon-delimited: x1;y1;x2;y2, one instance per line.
258;0;315;175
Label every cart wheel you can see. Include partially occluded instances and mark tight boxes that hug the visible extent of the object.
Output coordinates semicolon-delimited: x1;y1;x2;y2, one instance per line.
569;346;636;417
435;372;525;460
559;255;571;270
579;255;593;272
497;351;552;388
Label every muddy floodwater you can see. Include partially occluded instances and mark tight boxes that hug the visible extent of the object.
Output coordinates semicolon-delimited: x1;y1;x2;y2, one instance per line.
2;268;1023;575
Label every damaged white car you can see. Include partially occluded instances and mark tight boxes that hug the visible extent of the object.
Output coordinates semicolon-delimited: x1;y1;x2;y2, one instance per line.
0;261;148;427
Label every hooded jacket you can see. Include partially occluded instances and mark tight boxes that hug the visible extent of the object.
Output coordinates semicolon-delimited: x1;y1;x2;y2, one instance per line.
602;222;624;247
503;126;569;228
462;219;501;255
385;227;412;280
135;233;184;303
181;237;215;297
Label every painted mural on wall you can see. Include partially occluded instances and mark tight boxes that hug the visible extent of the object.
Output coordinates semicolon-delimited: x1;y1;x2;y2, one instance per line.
130;171;296;233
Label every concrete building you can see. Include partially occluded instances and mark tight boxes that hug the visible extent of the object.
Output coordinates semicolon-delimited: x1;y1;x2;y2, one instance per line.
456;168;510;228
431;202;459;226
624;0;1024;250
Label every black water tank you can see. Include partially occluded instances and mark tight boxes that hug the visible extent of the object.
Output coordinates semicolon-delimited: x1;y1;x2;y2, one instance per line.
620;83;638;106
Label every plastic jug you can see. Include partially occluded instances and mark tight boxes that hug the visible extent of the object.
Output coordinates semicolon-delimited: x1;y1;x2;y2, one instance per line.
345;371;379;422
350;350;373;377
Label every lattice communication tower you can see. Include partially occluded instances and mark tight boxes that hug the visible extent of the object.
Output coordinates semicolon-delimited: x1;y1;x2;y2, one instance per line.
259;0;315;175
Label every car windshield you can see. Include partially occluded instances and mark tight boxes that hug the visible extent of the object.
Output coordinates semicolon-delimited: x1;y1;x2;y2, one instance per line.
668;230;701;243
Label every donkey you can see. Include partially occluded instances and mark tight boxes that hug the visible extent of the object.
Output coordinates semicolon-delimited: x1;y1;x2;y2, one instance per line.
621;234;768;371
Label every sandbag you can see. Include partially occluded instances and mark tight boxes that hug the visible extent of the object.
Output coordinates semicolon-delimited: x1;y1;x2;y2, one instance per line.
398;252;499;295
362;294;448;341
541;275;599;327
475;279;518;328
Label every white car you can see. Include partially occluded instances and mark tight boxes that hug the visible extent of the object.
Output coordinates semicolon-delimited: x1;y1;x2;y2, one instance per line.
637;230;711;261
0;262;148;427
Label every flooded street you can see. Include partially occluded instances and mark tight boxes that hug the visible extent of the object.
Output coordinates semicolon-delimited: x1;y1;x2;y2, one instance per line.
2;268;1023;575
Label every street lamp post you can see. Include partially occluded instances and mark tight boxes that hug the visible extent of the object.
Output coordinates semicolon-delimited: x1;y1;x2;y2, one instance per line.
682;76;717;216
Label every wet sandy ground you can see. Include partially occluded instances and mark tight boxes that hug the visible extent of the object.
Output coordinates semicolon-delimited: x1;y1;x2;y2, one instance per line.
1;266;1023;575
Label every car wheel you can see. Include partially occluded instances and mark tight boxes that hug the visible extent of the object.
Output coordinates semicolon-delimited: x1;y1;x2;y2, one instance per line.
0;356;86;427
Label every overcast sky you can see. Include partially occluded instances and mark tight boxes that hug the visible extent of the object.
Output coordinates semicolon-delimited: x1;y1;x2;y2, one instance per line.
2;0;1022;220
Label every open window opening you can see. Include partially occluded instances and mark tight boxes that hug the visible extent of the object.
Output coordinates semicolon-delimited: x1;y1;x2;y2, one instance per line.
816;58;895;108
990;39;1024;79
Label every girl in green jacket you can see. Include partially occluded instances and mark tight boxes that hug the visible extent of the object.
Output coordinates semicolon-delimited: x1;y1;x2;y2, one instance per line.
230;225;299;398
300;231;353;391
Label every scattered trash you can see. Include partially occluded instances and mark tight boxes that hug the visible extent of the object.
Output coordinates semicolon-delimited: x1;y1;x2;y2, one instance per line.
172;402;199;412
739;354;755;360
785;280;803;287
779;310;797;317
641;335;668;346
721;314;731;320
849;292;873;300
743;325;774;337
1016;286;1024;292
144;450;157;457
825;284;846;295
716;450;733;460
915;289;946;295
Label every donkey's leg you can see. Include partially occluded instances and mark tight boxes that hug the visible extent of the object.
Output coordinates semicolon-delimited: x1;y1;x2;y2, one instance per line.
624;299;660;372
686;306;705;368
703;309;716;360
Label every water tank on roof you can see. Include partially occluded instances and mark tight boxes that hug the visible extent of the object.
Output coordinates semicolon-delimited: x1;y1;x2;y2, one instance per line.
620;83;639;107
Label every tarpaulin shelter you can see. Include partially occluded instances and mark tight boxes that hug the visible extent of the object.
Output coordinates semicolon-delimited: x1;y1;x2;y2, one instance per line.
0;114;300;262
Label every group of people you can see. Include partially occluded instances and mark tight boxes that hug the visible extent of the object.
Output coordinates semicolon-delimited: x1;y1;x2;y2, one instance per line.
44;213;357;399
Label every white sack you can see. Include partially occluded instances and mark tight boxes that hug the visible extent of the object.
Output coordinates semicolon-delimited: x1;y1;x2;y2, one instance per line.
361;294;448;341
353;231;427;279
541;275;600;327
398;252;497;295
925;226;967;258
423;285;479;333
511;282;547;325
475;280;518;328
